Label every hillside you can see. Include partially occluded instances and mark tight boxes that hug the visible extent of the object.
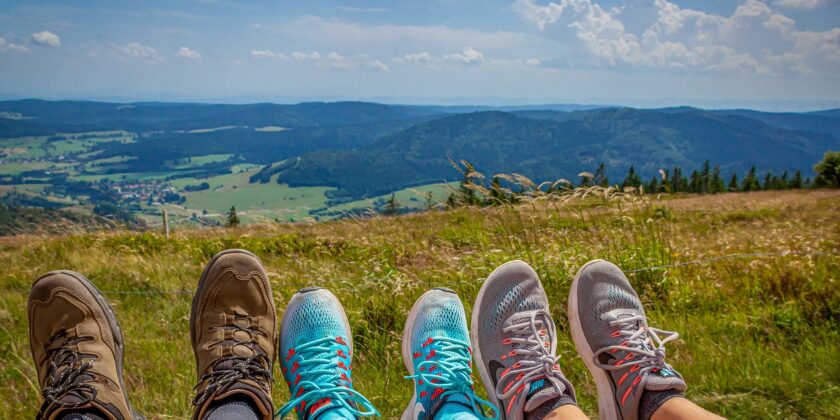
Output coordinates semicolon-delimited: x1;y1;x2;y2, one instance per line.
2;99;838;225
267;108;839;199
1;190;837;419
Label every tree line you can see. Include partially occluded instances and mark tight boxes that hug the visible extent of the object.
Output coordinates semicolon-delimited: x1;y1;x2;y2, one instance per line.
440;151;840;208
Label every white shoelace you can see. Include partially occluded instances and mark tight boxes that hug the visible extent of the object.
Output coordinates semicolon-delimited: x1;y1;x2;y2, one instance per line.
495;309;566;401
593;314;679;374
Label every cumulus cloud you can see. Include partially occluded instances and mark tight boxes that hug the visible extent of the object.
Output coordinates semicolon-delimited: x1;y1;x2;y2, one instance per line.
445;46;485;64
30;30;60;47
774;0;825;9
250;49;288;59
513;0;840;75
177;47;201;61
113;42;164;64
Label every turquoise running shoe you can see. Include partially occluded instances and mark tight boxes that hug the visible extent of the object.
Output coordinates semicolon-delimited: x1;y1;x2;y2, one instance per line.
401;288;498;420
278;287;379;419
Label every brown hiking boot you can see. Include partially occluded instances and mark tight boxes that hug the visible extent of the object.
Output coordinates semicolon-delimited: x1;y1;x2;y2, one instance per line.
28;270;139;420
190;249;276;420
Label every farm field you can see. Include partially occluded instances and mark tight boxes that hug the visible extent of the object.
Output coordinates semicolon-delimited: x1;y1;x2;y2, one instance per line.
0;189;837;419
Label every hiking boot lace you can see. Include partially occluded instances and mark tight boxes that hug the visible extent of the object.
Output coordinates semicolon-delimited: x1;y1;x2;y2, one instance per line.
496;309;567;401
278;336;378;418
192;312;273;407
406;336;498;419
37;332;98;418
593;314;679;375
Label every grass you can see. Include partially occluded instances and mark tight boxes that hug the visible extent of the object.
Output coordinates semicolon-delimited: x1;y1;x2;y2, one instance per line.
0;189;838;419
157;166;333;224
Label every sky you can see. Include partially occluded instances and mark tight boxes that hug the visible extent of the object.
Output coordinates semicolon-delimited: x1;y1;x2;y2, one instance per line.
0;0;839;110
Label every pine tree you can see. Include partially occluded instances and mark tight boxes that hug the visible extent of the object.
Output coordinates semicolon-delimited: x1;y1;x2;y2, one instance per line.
790;170;803;189
594;163;609;187
710;165;724;193
728;174;739;192
672;167;685;193
226;206;240;227
622;166;641;190
779;171;789;190
763;172;773;190
383;193;399;216
578;172;593;187
690;170;701;193
646;175;660;194
741;166;760;191
701;160;711;193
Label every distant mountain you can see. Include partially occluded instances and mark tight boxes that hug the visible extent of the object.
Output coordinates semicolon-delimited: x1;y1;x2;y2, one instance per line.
265;108;839;200
0;100;450;135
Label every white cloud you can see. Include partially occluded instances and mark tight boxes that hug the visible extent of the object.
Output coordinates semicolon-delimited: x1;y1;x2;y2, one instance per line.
326;51;390;71
445;46;485;64
292;51;321;60
177;46;201;61
0;36;30;53
113;42;164;64
30;30;60;47
403;51;433;63
525;57;541;66
250;49;288;59
514;0;840;76
774;0;825;10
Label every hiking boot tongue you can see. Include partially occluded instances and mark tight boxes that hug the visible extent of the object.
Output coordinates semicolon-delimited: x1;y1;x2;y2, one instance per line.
523;377;568;412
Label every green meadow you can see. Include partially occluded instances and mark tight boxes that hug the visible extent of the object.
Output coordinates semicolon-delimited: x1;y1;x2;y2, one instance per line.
1;189;837;419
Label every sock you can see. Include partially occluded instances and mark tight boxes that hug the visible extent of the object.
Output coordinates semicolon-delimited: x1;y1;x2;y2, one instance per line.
639;390;684;420
59;412;106;420
524;394;576;420
205;395;261;420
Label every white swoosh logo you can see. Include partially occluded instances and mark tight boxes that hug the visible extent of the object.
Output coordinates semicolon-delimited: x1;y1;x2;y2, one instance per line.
413;402;425;420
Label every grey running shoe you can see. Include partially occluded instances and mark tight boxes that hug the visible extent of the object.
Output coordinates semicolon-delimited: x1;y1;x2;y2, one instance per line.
471;261;576;420
568;260;686;420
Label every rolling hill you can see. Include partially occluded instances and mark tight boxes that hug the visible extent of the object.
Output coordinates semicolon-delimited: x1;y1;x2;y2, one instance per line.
265;108;839;199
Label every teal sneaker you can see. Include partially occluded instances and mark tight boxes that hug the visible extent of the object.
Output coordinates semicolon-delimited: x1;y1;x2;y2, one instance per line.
401;288;498;420
277;287;379;419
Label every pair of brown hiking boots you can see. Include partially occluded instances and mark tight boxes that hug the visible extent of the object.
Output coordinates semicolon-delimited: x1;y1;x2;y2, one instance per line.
28;249;276;420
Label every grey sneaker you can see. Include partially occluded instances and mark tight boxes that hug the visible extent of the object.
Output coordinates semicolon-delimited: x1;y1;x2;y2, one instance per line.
470;260;576;420
568;260;686;420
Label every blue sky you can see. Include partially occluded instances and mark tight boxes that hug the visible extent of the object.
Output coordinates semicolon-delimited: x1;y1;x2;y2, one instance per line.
0;0;838;109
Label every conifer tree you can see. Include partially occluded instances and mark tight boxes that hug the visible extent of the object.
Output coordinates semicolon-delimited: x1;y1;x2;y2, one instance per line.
226;206;240;227
384;193;399;216
741;166;760;191
728;174;739;192
647;175;660;194
622;166;641;190
790;170;803;189
594;163;609;187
